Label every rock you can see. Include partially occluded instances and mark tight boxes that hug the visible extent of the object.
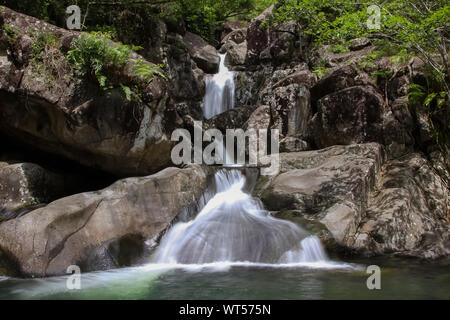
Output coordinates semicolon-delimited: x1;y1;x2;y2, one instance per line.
272;68;316;89
0;165;208;276
263;84;311;137
382;97;415;157
348;38;371;51
310;85;385;148
245;6;302;66
205;106;255;132
0;248;18;277
353;154;449;259
221;21;245;40
224;41;247;66
183;31;220;74
0;7;176;177
234;67;271;106
0;163;70;221
221;28;247;46
310;66;374;103
245;5;274;65
313;44;374;69
244;105;271;131
259;143;384;214
280;136;309;152
257;144;449;259
165;33;205;101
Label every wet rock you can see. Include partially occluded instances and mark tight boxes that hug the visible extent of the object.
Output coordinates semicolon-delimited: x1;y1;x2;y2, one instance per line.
0;248;19;277
0;165;208;277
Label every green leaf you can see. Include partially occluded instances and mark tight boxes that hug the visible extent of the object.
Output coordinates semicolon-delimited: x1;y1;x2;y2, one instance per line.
424;93;437;107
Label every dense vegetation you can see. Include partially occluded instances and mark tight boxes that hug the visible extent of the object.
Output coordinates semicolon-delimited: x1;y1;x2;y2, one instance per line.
1;0;448;146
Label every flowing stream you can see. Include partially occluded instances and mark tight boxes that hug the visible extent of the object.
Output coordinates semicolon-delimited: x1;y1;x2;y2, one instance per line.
1;53;448;300
203;54;235;119
152;169;329;265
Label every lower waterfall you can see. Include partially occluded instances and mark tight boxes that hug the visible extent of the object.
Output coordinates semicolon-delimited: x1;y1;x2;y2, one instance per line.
151;169;329;265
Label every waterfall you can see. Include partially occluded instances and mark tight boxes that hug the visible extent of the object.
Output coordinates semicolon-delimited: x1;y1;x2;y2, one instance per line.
151;49;330;267
152;169;328;265
203;54;235;119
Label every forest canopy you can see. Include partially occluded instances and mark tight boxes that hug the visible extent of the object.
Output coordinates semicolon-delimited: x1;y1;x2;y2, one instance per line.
0;0;448;144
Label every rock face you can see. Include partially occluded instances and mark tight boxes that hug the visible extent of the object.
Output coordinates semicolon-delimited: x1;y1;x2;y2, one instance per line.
256;144;449;259
0;165;208;277
353;154;449;259
183;31;220;74
245;6;304;66
0;163;70;221
0;7;176;177
263;83;311;137
310;85;385;147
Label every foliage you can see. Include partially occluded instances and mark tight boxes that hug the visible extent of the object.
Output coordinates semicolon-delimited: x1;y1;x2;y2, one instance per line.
328;44;349;54
67;33;132;89
67;32;165;101
131;58;166;84
165;0;256;44
1;23;18;42
28;32;69;85
269;0;449;148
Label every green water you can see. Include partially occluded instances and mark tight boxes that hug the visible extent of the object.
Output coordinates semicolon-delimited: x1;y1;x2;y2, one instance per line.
0;257;448;300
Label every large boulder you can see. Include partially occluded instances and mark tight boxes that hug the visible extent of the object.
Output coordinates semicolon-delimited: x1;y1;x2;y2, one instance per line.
0;7;176;177
263;83;311;137
245;6;304;66
0;163;75;221
183;31;220;74
255;144;449;259
164;33;206;101
258;143;384;214
0;165;208;277
353;154;449;259
310;85;385;148
310;66;373;104
245;5;273;65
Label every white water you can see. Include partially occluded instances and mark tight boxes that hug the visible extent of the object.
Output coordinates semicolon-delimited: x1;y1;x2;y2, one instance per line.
151;170;331;266
203;54;235;119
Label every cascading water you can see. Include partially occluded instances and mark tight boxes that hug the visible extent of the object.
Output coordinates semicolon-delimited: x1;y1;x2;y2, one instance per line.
203;54;235;119
152;169;328;265
151;50;330;267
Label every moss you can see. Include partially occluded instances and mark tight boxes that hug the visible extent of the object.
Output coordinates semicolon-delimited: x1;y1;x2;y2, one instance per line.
328;44;349;54
2;23;19;43
29;31;68;85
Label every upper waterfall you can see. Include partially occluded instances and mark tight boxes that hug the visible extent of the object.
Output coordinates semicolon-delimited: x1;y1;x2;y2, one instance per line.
203;54;235;119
